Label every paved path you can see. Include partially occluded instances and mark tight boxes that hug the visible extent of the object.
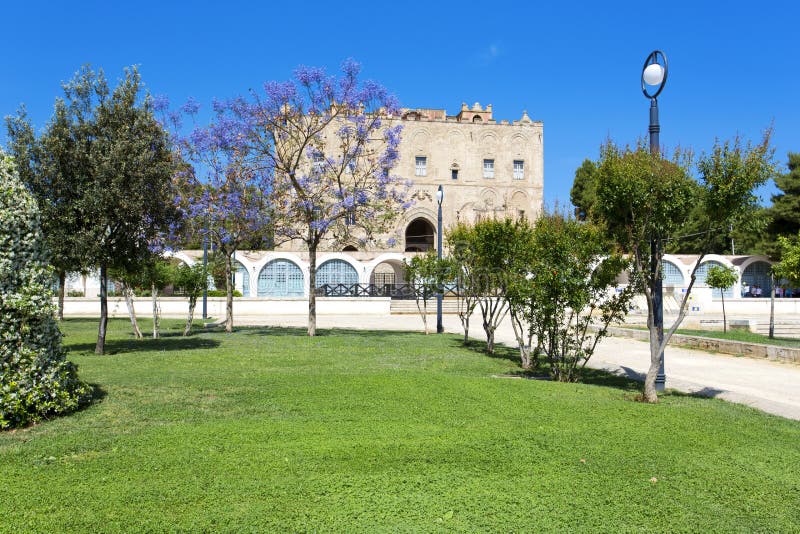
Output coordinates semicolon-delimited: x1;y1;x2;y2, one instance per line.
226;312;800;421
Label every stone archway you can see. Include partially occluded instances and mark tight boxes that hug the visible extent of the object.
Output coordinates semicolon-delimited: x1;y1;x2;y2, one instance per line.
405;218;435;252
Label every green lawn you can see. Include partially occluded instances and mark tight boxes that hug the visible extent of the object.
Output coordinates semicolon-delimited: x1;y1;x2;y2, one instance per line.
1;319;799;532
628;325;800;348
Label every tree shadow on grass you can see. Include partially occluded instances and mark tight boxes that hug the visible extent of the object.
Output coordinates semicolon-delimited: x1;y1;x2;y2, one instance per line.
238;325;430;339
452;338;522;364
66;334;221;355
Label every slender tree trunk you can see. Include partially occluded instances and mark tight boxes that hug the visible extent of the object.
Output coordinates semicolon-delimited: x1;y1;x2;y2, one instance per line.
769;272;775;339
643;285;660;403
225;251;234;333
721;291;727;333
123;282;143;339
151;282;160;339
57;270;65;321
184;296;196;336
308;244;317;336
95;264;108;355
486;328;495;354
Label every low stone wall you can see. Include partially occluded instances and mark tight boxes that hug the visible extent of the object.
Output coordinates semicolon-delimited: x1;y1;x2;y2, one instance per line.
58;296;392;318
606;326;800;364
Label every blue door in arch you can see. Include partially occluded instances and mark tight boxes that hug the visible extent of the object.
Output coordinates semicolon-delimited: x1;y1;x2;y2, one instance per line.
316;259;358;288
695;260;735;298
661;261;685;285
741;261;772;294
258;260;304;297
235;261;250;297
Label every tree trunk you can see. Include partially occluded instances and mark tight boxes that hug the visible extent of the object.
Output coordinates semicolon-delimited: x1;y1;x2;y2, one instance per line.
95;264;108;355
151;282;160;339
308;244;317;336
225;252;234;333
123;282;143;339
486;328;495;354
769;272;775;339
184;296;196;336
721;291;727;333
644;323;661;403
57;270;65;321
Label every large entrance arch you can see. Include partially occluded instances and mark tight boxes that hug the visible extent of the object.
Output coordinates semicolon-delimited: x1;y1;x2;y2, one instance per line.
405;218;435;252
742;260;772;295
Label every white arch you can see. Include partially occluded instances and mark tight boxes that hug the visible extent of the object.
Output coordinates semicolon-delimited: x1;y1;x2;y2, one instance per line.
165;250;195;266
364;253;408;284
252;252;309;297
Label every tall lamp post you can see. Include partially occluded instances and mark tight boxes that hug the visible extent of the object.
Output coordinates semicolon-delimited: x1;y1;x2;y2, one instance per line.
642;50;668;391
436;184;444;334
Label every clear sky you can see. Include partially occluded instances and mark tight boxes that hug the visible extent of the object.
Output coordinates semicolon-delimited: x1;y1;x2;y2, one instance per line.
2;0;797;208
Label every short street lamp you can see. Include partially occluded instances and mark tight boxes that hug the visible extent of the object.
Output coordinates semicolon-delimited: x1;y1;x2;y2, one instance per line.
436;184;444;334
642;50;668;391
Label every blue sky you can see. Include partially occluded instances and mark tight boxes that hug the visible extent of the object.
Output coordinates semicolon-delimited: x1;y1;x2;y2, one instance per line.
2;0;797;207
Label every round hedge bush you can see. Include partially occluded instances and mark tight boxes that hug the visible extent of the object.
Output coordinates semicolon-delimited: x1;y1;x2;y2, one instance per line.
0;153;91;429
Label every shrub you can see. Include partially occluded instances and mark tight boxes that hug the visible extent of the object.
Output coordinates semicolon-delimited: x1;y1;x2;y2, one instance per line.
66;290;85;297
0;154;91;429
207;289;243;297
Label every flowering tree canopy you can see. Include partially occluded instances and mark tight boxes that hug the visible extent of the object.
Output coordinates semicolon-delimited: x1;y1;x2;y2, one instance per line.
221;59;409;335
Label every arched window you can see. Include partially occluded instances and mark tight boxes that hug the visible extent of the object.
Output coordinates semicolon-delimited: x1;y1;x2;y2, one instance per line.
405;218;435;252
257;259;304;297
342;245;358;252
742;261;772;295
316;259;358;288
235;261;250;297
662;261;685;286
472;115;483;123
696;260;734;298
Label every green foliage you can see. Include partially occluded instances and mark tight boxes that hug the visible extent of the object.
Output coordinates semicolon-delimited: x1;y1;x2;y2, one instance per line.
207;289;243;297
594;134;775;400
404;251;451;334
173;263;208;298
569;158;599;220
705;265;738;293
774;232;800;286
763;153;800;258
0;154;91;429
504;213;634;378
2;318;799;531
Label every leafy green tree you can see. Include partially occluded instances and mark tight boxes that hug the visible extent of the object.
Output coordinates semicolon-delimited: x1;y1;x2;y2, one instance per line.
705;265;738;332
6;106;88;320
446;223;480;344
404;251;451;335
774;232;800;288
594;134;774;402
763;153;800;258
505;212;634;379
570;159;599;221
0;152;91;429
173;263;209;336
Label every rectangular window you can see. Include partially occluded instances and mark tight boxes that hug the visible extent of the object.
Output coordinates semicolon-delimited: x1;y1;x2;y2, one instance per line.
415;156;427;177
345;210;356;226
483;159;494;179
451;169;458;180
513;160;524;180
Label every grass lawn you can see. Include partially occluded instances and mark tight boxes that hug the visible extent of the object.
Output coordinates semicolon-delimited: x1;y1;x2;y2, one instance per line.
1;318;799;532
628;325;800;348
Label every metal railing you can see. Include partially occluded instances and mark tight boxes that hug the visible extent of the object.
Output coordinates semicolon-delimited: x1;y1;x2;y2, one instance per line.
315;283;460;299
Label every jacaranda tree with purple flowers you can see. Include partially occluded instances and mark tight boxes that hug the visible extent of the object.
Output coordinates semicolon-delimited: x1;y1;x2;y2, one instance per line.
225;59;408;335
174;100;272;333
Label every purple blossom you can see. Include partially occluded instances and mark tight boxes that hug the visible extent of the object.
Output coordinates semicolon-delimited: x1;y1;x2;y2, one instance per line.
182;96;201;115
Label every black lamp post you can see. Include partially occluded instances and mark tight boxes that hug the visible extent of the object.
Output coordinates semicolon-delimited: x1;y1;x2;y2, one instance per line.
436;184;444;334
642;50;668;391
